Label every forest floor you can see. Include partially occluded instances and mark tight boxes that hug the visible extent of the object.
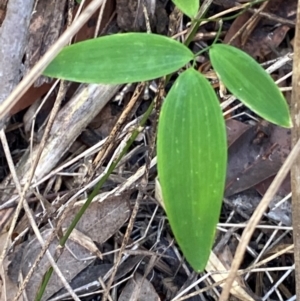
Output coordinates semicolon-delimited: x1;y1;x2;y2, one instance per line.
0;0;297;300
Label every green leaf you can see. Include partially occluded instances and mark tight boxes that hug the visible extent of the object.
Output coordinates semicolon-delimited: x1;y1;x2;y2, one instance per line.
157;68;227;272
43;33;194;84
209;44;292;128
172;0;199;18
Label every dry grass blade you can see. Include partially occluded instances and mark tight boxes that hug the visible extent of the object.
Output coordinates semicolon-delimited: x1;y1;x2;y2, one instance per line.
67;228;103;259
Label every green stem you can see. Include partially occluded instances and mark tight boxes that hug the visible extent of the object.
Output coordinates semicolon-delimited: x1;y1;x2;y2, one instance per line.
35;100;154;301
185;0;267;47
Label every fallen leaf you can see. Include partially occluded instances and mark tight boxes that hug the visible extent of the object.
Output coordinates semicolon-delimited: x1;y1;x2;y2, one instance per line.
226;119;251;147
62;193;131;244
225;122;291;196
224;0;296;59
118;273;160;301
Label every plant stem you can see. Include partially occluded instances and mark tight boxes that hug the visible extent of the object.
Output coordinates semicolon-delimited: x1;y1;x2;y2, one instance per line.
184;0;213;46
35;100;154;301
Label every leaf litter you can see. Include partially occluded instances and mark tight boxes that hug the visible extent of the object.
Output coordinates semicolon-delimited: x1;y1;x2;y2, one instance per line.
6;194;130;300
0;0;297;300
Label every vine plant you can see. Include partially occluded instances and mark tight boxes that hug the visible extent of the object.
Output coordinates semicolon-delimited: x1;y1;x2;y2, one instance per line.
43;0;291;277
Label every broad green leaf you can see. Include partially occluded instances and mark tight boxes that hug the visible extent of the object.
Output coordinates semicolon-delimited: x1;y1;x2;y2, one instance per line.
157;68;227;271
171;0;199;18
209;44;292;128
43;33;194;84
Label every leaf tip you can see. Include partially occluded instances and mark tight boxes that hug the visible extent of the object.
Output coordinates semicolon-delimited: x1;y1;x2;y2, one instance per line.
284;116;293;128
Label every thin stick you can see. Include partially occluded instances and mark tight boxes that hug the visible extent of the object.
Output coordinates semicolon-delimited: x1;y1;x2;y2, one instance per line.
291;0;300;297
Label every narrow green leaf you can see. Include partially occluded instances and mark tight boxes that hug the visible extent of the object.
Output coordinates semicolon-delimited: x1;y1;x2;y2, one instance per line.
172;0;199;18
43;33;194;84
209;44;292;128
157;68;227;272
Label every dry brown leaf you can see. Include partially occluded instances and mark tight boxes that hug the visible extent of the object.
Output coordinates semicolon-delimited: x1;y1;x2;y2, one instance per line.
62;193;131;244
226;119;252;148
223;0;296;59
225;122;291;196
118;273;160;301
